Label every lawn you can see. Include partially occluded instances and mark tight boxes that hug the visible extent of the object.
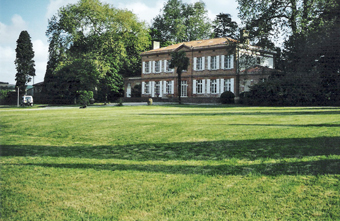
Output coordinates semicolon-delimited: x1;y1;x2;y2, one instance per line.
1;105;339;220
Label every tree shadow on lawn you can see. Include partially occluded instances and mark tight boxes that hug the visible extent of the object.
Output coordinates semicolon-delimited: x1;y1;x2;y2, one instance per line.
2;137;339;162
139;110;340;116
7;159;340;176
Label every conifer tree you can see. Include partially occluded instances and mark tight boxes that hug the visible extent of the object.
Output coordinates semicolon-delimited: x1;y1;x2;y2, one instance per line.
15;30;35;95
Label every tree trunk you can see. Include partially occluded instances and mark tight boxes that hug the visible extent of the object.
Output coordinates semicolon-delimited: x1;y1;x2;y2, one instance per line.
178;72;182;104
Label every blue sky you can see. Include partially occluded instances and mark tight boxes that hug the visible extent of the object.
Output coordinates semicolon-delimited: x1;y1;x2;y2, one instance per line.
0;0;240;84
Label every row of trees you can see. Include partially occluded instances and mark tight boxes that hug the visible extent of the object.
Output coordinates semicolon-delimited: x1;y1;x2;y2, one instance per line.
42;0;150;104
238;0;340;105
13;0;339;105
40;0;242;104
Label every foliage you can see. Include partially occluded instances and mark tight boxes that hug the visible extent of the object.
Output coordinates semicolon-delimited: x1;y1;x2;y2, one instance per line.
212;13;239;39
14;31;35;95
169;51;190;104
151;0;211;44
238;0;340;105
220;91;235;104
1;106;340;220
44;0;150;103
77;90;93;106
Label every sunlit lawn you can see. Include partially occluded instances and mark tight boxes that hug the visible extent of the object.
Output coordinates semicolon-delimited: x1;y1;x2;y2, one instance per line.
1;105;339;220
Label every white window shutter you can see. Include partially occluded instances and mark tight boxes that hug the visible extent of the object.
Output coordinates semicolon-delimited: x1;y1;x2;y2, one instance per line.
207;56;211;70
221;55;225;69
159;60;162;73
163;81;167;94
231;78;235;93
202;57;205;70
142;62;145;74
164;60;167;72
193;57;197;71
216;79;220;94
142;82;145;94
230;55;234;69
171;80;174;94
207;79;211;94
220;79;224;93
152;61;155;73
202;79;206;94
193;79;196;94
151;81;155;97
159;81;163;97
216;56;220;69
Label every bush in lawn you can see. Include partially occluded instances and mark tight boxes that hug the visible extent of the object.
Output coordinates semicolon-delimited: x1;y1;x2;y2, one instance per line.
220;91;235;104
78;90;94;106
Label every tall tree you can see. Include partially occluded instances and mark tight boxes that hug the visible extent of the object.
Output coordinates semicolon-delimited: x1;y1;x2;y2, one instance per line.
212;13;239;39
169;51;189;104
44;0;150;103
151;0;211;44
15;31;35;95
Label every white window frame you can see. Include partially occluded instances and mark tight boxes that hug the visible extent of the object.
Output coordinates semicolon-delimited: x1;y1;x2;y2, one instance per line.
195;57;205;71
211;79;218;94
145;82;150;94
197;80;203;94
155;61;160;73
224;78;234;93
144;61;150;74
210;56;219;70
166;81;174;94
222;55;234;69
181;80;188;97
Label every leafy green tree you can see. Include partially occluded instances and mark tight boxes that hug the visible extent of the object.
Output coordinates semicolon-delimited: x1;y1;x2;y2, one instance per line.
151;0;211;44
169;51;190;104
212;13;239;39
44;0;150;103
15;31;35;95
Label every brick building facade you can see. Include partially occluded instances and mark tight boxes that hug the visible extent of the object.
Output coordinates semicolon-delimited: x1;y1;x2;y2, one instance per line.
124;37;276;103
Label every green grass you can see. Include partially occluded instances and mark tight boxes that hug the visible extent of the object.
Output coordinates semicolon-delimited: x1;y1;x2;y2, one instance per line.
1;105;339;220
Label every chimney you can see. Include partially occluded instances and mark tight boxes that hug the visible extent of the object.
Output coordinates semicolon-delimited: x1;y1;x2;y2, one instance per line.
153;41;160;50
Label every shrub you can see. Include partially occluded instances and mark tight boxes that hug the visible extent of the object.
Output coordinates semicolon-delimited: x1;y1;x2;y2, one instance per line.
220;91;235;104
77;90;94;106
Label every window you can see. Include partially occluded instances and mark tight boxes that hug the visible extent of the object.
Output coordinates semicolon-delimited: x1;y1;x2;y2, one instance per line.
224;79;231;92
144;61;150;73
197;57;203;70
181;80;187;97
197;80;203;94
211;56;217;70
211;79;217;94
166;60;172;72
155;61;160;73
224;55;233;69
166;81;172;94
155;81;160;96
145;82;150;94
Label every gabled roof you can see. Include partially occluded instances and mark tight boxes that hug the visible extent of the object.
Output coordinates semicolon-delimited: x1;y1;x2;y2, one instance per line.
141;37;238;55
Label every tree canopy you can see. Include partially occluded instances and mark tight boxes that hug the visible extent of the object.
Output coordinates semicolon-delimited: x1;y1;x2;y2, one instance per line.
212;13;239;39
15;30;35;95
44;0;150;103
151;0;212;45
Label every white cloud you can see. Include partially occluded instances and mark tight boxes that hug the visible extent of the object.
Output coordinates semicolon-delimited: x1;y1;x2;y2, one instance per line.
46;0;78;20
0;14;28;45
0;14;48;84
32;39;49;84
116;1;165;25
0;46;16;83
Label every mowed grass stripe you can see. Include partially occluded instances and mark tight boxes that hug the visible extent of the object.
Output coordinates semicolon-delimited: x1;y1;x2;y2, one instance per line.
1;105;339;220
